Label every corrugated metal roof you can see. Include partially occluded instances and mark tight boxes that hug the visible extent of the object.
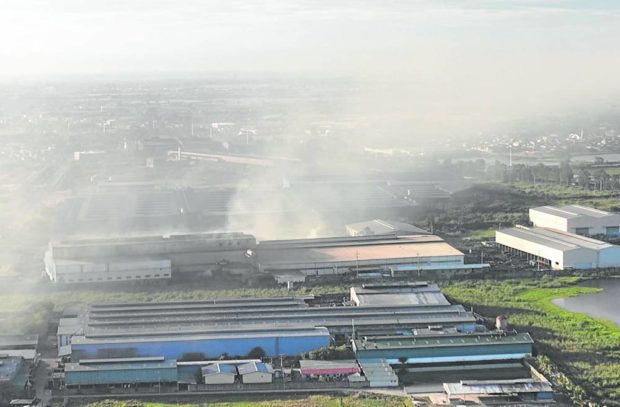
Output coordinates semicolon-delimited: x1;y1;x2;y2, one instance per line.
237;361;273;375
71;326;331;345
531;205;614;219
299;359;360;375
497;227;614;251
0;335;38;348
346;219;429;235
202;363;237;375
65;359;177;372
444;379;553;395
354;332;533;350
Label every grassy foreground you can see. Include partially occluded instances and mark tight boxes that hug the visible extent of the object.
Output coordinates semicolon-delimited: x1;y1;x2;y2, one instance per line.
443;276;620;406
73;394;412;407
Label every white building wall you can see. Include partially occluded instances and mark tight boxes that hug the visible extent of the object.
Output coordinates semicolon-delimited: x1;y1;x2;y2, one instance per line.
203;373;235;385
566;215;620;236
495;231;566;269
597;246;620;268
529;209;568;232
241;372;273;383
54;259;172;283
562;248;598;269
530;207;620;236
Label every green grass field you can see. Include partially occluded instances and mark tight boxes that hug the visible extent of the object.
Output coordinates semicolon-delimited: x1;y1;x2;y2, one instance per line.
443;277;620;405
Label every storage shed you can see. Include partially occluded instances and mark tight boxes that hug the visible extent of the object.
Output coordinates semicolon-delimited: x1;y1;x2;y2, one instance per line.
202;363;237;385
237;362;273;383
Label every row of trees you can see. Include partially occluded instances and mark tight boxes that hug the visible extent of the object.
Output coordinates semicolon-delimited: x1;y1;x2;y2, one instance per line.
470;160;620;190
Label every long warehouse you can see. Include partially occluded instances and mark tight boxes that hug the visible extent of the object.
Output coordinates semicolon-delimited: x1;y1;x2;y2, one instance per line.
495;226;620;270
59;286;478;361
257;234;482;275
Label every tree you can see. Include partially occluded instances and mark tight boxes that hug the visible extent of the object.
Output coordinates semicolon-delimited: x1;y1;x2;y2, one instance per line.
559;160;573;186
247;346;266;359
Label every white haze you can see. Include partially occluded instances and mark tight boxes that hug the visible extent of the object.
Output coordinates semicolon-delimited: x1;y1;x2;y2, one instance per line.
1;1;620;134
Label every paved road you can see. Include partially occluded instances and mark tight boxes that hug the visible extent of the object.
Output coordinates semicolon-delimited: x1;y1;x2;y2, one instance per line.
52;387;368;401
34;358;53;407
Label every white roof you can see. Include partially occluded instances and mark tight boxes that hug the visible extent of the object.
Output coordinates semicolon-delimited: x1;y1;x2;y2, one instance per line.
531;205;615;219
346;219;429;235
497;227;615;252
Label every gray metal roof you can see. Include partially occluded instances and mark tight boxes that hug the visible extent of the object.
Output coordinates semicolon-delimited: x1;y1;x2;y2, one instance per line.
354;332;534;350
237;361;273;375
71;326;331;345
497;226;614;251
65;359;176;372
0;335;38;349
444;379;553;395
346;219;430;236
531;205;615;219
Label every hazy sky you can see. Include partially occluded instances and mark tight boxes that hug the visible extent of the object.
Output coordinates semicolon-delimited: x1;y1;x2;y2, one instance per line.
2;1;620;135
1;0;618;77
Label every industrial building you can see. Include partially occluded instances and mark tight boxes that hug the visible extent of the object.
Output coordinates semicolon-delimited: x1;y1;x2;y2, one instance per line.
357;359;399;387
257;234;483;276
352;331;534;366
345;219;429;237
0;335;40;365
44;232;255;283
202;363;237;385
438;379;554;405
55;286;542;394
530;205;620;236
58;293;478;359
350;282;450;307
69;327;331;361
237;361;274;383
299;359;360;377
64;357;178;387
0;356;30;396
496;226;620;270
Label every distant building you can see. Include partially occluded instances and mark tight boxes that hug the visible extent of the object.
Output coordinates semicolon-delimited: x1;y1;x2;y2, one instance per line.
530;205;620;236
496;226;620;270
345;219;429;237
257;234;482;277
44;232;256;283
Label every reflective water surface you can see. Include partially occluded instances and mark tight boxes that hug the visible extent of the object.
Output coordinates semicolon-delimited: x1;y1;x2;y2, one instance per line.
552;279;620;326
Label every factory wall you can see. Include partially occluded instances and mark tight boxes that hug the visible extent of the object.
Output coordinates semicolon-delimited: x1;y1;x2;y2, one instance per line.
72;334;331;361
496;231;566;269
65;366;178;386
529;208;620;236
597;245;620;268
354;342;532;364
52;234;255;259
261;255;465;275
529;210;568;232
562;249;598;270
53;259;172;283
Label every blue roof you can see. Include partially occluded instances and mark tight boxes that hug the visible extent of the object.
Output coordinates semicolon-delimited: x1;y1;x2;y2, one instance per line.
202;363;237;374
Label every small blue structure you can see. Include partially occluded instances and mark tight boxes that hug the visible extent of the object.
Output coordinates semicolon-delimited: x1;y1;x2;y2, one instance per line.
64;357;178;386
